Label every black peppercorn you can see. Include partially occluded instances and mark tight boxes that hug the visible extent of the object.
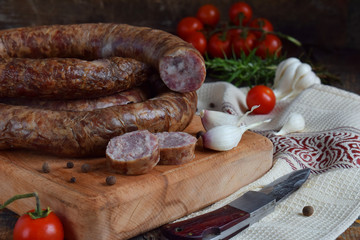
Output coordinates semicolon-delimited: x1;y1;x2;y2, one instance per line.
81;163;91;173
302;206;314;216
106;176;117;185
66;161;74;168
196;131;205;139
70;177;76;183
42;162;50;173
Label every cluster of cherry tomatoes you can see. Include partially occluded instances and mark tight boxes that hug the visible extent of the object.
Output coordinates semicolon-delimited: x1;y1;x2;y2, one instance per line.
177;2;282;59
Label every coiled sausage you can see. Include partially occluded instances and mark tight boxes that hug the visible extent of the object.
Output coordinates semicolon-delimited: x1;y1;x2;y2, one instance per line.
0;23;206;93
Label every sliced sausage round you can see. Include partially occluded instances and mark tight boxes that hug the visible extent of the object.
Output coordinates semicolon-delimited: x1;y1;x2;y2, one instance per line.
155;132;197;165
106;130;160;175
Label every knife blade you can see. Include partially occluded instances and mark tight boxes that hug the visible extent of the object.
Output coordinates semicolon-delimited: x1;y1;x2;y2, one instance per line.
161;168;311;240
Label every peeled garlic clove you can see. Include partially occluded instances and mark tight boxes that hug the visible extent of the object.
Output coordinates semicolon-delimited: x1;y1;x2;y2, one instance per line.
274;60;302;99
275;112;305;135
274;58;300;89
200;109;240;131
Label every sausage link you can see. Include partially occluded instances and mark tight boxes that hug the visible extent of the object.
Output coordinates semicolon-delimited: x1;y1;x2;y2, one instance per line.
0;87;197;157
0;57;153;99
0;86;149;111
0;23;206;93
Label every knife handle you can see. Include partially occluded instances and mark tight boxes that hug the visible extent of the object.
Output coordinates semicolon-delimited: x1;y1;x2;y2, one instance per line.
161;205;250;240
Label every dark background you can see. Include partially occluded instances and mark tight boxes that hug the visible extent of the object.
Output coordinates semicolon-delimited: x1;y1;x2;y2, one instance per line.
0;0;359;93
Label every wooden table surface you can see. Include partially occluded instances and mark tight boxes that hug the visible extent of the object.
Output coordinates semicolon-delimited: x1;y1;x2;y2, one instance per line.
0;46;359;240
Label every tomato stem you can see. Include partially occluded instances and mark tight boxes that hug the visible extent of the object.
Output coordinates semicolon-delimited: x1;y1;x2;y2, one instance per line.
0;192;51;219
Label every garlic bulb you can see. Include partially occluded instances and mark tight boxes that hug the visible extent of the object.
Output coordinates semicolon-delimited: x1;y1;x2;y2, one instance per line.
284;71;321;100
200;105;260;131
274;58;300;89
202;119;271;151
273;58;301;99
275;112;305;135
273;58;321;101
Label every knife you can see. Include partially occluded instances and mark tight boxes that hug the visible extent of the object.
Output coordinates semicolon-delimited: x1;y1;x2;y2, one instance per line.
161;168;311;240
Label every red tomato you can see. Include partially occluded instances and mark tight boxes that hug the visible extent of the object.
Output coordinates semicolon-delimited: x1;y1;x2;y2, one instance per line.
177;17;204;39
184;31;207;55
208;33;231;58
255;34;282;59
227;28;243;40
246;85;276;114
196;4;220;27
229;2;253;26
249;18;274;37
13;210;64;240
231;31;257;56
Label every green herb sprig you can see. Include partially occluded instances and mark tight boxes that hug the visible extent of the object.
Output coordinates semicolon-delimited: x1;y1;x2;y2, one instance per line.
205;50;284;87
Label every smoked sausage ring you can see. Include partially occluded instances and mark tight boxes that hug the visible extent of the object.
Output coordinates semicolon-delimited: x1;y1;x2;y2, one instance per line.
0;23;206;93
0;82;197;157
0;57;152;99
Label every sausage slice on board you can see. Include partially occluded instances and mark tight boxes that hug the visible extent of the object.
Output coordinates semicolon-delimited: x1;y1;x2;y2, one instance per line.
0;23;206;93
155;132;197;165
106;130;160;175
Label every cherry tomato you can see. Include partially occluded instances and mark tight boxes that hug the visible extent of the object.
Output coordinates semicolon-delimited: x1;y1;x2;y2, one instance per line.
184;31;207;55
249;17;274;38
196;4;220;27
177;17;204;39
231;31;257;56
227;28;243;40
246;85;276;114
229;2;253;26
13;210;64;240
207;33;231;58
255;34;282;59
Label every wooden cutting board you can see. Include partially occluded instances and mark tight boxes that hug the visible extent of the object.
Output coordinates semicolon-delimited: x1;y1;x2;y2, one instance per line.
0;116;273;240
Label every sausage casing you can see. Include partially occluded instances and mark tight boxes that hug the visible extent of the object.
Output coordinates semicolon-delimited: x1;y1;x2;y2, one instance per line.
0;23;206;93
0;57;152;99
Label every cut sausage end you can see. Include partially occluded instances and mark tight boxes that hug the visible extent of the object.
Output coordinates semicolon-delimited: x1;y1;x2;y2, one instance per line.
106;130;160;175
159;49;206;93
155;132;197;165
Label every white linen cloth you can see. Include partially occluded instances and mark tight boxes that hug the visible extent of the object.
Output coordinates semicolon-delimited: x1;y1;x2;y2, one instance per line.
192;82;360;240
139;82;360;240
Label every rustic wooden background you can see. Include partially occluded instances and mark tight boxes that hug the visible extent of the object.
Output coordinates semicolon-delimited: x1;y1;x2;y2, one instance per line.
0;0;359;50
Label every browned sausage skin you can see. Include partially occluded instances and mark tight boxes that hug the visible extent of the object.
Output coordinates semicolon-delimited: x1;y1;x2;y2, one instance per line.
0;86;149;111
0;57;152;99
0;23;206;93
0;88;197;157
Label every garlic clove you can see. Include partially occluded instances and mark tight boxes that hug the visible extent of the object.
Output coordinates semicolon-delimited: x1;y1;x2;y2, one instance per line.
202;118;271;151
274;58;300;89
275;112;305;135
293;63;312;85
274;60;302;100
199;105;260;131
295;71;321;90
200;109;240;131
201;125;245;151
